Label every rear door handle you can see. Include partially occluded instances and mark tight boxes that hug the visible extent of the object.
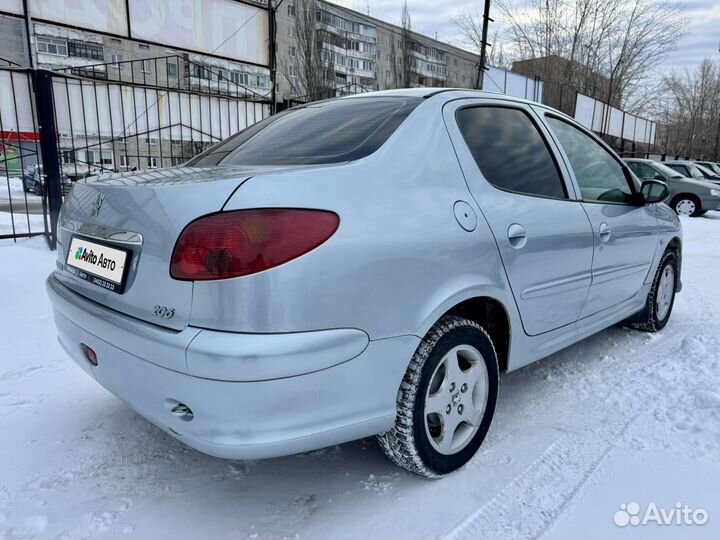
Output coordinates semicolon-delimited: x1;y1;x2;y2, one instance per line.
507;223;527;249
599;222;612;243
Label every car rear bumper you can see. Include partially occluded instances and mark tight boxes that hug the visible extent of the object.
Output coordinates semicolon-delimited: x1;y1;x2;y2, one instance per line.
46;275;418;459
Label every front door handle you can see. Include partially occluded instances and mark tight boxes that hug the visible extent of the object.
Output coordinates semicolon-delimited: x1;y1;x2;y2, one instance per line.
507;223;527;249
599;222;612;243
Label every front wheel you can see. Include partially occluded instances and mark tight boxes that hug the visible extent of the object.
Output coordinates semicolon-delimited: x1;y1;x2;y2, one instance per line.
377;315;499;478
629;251;677;332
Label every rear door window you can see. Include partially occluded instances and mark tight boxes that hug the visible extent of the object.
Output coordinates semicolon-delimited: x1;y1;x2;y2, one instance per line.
188;97;422;166
455;106;568;199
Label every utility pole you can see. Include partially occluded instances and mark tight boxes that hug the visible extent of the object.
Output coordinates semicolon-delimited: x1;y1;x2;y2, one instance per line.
268;0;277;114
22;0;34;68
476;0;492;90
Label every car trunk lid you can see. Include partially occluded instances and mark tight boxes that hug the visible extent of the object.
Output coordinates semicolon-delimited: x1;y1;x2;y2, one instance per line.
54;166;263;331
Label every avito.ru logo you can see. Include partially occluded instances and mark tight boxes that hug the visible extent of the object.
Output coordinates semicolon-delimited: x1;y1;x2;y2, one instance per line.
614;502;709;527
74;246;117;272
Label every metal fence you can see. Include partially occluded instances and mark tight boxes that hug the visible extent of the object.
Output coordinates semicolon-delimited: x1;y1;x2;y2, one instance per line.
0;57;272;247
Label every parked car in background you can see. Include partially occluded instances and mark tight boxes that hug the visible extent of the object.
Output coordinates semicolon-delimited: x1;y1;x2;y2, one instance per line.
47;90;681;478
663;160;720;184
22;164;73;195
695;161;720;176
626;158;720;216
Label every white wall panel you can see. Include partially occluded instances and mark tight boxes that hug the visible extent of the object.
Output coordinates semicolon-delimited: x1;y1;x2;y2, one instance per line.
574;92;656;145
129;0;269;66
0;0;23;15
52;76;269;142
29;0;129;36
0;71;35;133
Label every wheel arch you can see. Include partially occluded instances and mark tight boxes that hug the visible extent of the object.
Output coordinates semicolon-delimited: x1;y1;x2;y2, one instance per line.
421;295;512;374
665;235;683;291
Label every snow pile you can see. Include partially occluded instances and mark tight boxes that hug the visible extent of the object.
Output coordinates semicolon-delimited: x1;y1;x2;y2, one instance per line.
0;215;719;539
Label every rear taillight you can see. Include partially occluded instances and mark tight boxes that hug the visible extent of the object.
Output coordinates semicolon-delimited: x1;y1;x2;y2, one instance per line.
170;208;339;281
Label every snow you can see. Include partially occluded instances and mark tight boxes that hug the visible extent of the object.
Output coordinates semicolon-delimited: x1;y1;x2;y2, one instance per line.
0;177;47;239
1;214;720;539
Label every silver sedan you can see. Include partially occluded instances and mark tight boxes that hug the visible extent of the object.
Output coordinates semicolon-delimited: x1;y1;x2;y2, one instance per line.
47;89;681;477
625;158;720;216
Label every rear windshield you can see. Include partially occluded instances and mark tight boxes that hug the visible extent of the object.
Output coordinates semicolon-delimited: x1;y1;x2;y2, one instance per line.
187;97;422;167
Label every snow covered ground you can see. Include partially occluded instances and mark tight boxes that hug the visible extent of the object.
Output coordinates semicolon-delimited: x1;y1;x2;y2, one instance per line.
1;214;719;540
0;177;46;238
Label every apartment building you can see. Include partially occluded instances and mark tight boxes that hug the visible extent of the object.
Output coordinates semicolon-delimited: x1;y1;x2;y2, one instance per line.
274;0;482;101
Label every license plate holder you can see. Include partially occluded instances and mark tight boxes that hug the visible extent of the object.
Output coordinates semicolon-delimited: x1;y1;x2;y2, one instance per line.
65;236;131;294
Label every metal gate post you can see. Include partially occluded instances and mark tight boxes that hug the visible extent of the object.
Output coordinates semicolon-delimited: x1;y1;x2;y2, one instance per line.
33;69;62;250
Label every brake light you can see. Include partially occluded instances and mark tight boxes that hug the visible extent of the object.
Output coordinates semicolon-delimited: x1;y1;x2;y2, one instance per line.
170;209;339;281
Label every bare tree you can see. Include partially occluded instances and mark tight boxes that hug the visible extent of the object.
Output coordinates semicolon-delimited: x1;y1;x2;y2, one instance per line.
495;0;687;112
280;0;334;101
661;60;720;159
391;1;413;88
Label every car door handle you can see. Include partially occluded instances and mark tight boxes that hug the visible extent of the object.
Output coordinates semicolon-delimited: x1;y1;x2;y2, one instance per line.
507;223;527;249
599;222;612;243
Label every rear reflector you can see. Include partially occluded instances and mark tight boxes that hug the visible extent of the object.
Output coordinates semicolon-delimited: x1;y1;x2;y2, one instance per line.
81;343;98;366
170;208;339;281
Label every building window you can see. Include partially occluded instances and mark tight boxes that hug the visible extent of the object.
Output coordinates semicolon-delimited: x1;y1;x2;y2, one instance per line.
119;155;128;168
148;157;158;169
86;150;113;166
144;137;158;146
141;59;152;73
138;43;150;50
289;65;298;78
289;46;296;57
288;2;296;17
191;64;211;79
111;54;124;69
67;41;103;61
288;26;295;37
167;62;177;77
36;37;67;56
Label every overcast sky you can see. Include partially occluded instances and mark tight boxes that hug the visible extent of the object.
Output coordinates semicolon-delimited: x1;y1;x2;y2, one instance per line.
331;0;719;73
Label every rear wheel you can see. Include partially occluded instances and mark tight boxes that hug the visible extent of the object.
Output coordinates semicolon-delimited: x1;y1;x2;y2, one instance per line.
377;315;499;478
628;251;677;332
671;195;701;217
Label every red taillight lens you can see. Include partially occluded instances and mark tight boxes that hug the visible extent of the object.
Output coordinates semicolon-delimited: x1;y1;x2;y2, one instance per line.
170;209;339;281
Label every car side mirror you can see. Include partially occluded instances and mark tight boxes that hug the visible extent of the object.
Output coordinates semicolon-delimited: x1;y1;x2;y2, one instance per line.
654;175;665;182
641;179;669;204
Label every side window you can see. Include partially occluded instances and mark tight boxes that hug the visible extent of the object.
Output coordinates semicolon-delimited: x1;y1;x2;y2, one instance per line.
667;164;688;177
456;106;567;199
546;116;633;204
633;162;658;180
628;162;646;178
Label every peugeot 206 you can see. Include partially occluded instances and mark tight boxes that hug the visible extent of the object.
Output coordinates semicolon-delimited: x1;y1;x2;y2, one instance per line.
47;89;681;478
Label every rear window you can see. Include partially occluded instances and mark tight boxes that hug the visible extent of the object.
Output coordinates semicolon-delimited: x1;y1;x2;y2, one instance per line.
188;97;422;167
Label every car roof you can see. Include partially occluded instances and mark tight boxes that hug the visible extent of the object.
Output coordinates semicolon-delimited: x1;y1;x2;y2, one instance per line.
340;88;572;121
341;87;545;106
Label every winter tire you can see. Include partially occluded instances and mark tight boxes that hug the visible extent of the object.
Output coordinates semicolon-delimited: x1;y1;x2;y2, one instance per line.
628;250;677;332
377;315;499;478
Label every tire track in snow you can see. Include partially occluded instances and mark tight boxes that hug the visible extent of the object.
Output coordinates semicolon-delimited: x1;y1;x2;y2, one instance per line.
445;323;697;540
